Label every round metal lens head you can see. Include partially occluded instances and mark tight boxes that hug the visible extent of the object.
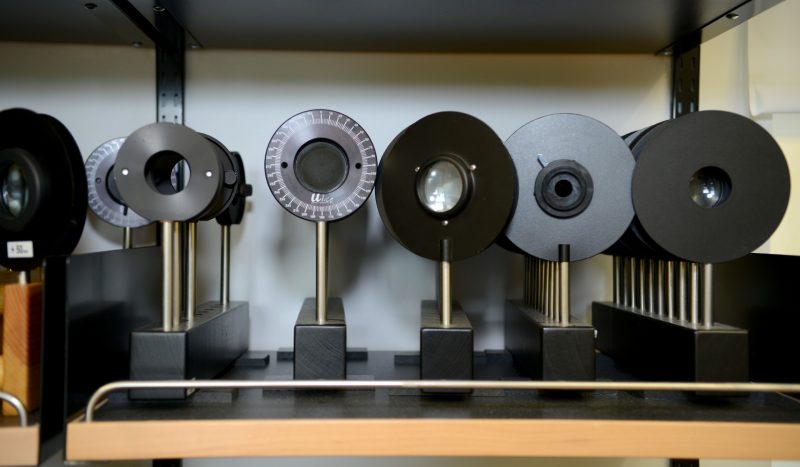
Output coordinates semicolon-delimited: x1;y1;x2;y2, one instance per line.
417;159;465;214
1;164;28;218
689;166;731;208
294;139;349;194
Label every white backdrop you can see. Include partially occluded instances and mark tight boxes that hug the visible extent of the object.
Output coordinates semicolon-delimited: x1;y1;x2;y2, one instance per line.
0;42;671;351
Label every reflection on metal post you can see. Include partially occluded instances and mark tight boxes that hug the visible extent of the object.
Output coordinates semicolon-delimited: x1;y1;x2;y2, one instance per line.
666;261;675;320
690;262;700;324
162;221;174;331
186;222;197;324
559;244;570;325
316;221;328;324
678;261;687;322
172;221;183;330
123;227;133;249
703;263;714;328
221;224;231;307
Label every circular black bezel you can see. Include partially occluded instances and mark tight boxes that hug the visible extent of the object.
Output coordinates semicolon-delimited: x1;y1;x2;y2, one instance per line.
114;123;231;222
0;148;45;231
0;108;87;271
533;159;594;219
376;111;515;262
629;110;790;263
414;154;473;218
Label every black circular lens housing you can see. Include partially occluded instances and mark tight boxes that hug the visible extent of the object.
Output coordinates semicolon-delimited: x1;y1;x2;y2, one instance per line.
264;109;377;222
534;159;593;218
377;112;515;262
216;151;253;226
114;123;239;222
612;110;790;263
504;114;635;262
0;108;88;271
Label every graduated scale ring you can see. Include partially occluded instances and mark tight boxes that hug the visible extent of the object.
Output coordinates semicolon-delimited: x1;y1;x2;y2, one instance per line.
85;138;153;229
264;109;377;221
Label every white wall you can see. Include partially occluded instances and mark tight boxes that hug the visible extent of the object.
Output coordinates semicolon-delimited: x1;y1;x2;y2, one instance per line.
184;50;670;350
0;41;674;351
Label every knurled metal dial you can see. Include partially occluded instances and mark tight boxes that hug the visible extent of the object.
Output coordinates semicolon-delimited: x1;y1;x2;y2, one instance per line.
265;109;376;222
85;138;152;229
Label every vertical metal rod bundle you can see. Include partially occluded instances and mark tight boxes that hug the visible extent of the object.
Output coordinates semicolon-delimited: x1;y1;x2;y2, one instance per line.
541;259;548;316
172;221;183;330
638;258;646;311
613;256;620;305
657;261;665;316
690;262;700;324
539;258;545;314
186;222;197;324
558;245;570;325
123;227;133;249
550;261;557;320
162;221;174;331
523;255;529;305
703;263;714;328
628;257;636;308
220;224;231;307
666;261;675;319
526;256;533;307
317;221;329;324
678;261;687;321
647;259;655;313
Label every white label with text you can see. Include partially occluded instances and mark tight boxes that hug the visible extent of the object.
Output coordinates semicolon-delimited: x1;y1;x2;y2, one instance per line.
7;241;34;258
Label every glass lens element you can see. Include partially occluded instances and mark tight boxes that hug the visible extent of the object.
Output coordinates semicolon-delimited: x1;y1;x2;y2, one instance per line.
689;166;731;209
418;160;464;214
2;164;28;217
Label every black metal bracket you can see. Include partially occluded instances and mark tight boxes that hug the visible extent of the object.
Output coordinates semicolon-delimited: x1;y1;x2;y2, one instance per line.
671;37;701;118
154;9;184;124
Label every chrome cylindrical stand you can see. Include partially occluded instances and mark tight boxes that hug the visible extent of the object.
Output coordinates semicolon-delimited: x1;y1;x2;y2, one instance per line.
316;221;328;324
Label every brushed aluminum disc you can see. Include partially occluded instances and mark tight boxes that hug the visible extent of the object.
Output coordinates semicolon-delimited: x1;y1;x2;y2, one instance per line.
504;113;635;261
85;138;153;229
264;109;377;222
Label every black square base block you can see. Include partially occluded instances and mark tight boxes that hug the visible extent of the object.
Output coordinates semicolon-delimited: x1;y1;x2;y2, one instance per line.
504;300;596;381
592;301;748;382
420;300;473;393
294;297;346;380
129;301;250;400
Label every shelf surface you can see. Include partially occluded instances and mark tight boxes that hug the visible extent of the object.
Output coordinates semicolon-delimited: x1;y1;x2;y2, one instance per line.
66;351;800;460
0;0;784;53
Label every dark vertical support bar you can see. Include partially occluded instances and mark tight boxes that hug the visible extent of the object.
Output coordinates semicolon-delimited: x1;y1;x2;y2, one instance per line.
156;13;185;125
671;37;701;119
154;8;186;284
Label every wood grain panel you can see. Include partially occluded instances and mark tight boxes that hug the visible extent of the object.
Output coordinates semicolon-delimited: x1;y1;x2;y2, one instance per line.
67;418;800;460
2;283;41;415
